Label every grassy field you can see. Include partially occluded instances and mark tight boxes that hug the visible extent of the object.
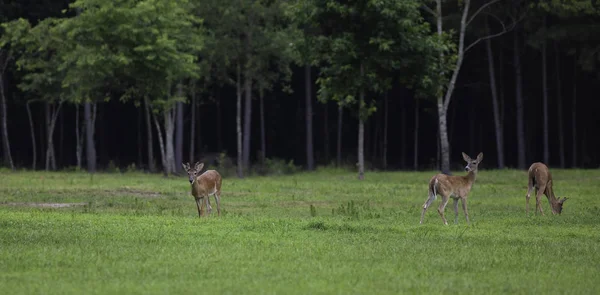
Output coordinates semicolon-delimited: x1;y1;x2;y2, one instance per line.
1;167;599;294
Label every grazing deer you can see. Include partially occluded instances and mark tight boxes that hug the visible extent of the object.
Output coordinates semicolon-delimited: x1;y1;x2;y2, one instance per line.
182;162;222;217
420;152;483;225
525;162;567;216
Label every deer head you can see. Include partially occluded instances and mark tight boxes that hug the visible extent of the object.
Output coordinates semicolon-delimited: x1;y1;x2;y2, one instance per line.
462;152;483;173
182;162;205;184
547;180;568;214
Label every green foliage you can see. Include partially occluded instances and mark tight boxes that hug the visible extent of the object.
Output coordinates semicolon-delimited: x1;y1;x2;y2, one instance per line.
311;0;445;119
1;169;600;293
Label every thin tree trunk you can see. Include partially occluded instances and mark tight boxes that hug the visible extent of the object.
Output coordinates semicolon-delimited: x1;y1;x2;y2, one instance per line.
571;52;577;168
337;104;343;167
371;111;380;168
305;64;314;171
59;109;64;167
165;108;176;175
259;89;266;164
514;29;526;169
144;97;155;172
46;102;63;171
542;32;550;165
242;67;252;172
152;112;168;176
554;42;565;168
236;64;243;178
486;23;504;168
189;81;196;164
358;64;365;180
0;53;14;170
323;102;330;164
400;97;406;169
413;98;420;170
137;103;143;168
469;98;476;154
84;101;97;173
382;92;388;170
26;101;36;170
435;0;470;174
175;84;184;173
75;105;82;169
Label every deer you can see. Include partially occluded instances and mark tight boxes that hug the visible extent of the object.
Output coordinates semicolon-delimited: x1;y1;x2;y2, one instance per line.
420;152;483;225
182;162;222;218
525;162;567;216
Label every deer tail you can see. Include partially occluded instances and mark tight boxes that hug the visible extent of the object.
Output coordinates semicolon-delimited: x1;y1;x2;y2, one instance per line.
423;177;438;209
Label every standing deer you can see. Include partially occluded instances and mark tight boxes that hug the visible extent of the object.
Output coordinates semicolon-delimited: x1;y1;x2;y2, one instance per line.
420;152;483;225
182;162;222;217
525;162;567;216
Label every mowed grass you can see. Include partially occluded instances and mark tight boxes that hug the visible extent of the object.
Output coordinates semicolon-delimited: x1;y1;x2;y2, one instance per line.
1;168;599;294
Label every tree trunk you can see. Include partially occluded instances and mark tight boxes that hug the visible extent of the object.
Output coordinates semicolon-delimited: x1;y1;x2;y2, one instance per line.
400;98;408;169
382;92;388;170
571;53;577;168
59;109;64;166
175;85;184;173
137;103;143;168
486;23;504;169
144;97;155;172
26;101;36;170
358;64;365;180
542;34;550;165
323;102;330;164
259;89;266;164
189;81;196;164
84;101;97;173
236;64;243;178
514;29;526;169
152;111;168;176
165;108;176;175
242;68;252;173
0;55;14;170
305;64;314;171
413;98;420;170
45;102;63;171
435;0;470;174
337;104;343;167
75;105;83;169
469;98;476;154
554;42;565;168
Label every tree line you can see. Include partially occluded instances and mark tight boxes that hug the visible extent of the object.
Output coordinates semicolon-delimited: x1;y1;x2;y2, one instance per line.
1;0;599;179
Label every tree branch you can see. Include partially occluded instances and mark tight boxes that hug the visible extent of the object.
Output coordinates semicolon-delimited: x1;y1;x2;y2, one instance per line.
421;4;436;16
464;20;517;54
466;0;503;27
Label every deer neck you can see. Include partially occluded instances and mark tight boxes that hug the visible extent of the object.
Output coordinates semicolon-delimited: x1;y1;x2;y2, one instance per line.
546;183;558;203
465;170;477;184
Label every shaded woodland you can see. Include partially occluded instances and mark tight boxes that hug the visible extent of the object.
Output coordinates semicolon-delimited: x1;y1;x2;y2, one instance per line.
1;0;600;179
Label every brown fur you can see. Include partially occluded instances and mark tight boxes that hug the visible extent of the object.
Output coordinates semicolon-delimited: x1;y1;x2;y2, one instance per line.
182;162;222;217
526;162;567;216
420;152;483;225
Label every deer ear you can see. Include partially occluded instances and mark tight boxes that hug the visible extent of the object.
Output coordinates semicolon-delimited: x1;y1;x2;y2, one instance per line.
462;152;471;162
561;197;568;203
182;163;190;171
476;152;483;162
194;162;204;171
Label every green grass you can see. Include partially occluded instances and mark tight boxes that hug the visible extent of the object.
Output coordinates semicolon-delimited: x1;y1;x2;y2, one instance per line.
1;168;600;294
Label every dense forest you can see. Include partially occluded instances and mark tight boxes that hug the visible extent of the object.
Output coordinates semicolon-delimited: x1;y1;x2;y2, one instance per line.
1;0;599;179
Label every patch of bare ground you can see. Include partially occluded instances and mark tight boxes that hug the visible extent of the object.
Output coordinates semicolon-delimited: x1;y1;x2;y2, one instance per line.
1;202;87;208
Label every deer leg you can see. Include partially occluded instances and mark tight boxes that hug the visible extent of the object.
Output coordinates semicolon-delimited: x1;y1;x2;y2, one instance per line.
420;191;437;224
536;186;545;216
437;195;450;225
195;198;202;218
453;198;459;224
525;182;534;216
204;195;211;216
461;197;470;224
214;191;221;216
